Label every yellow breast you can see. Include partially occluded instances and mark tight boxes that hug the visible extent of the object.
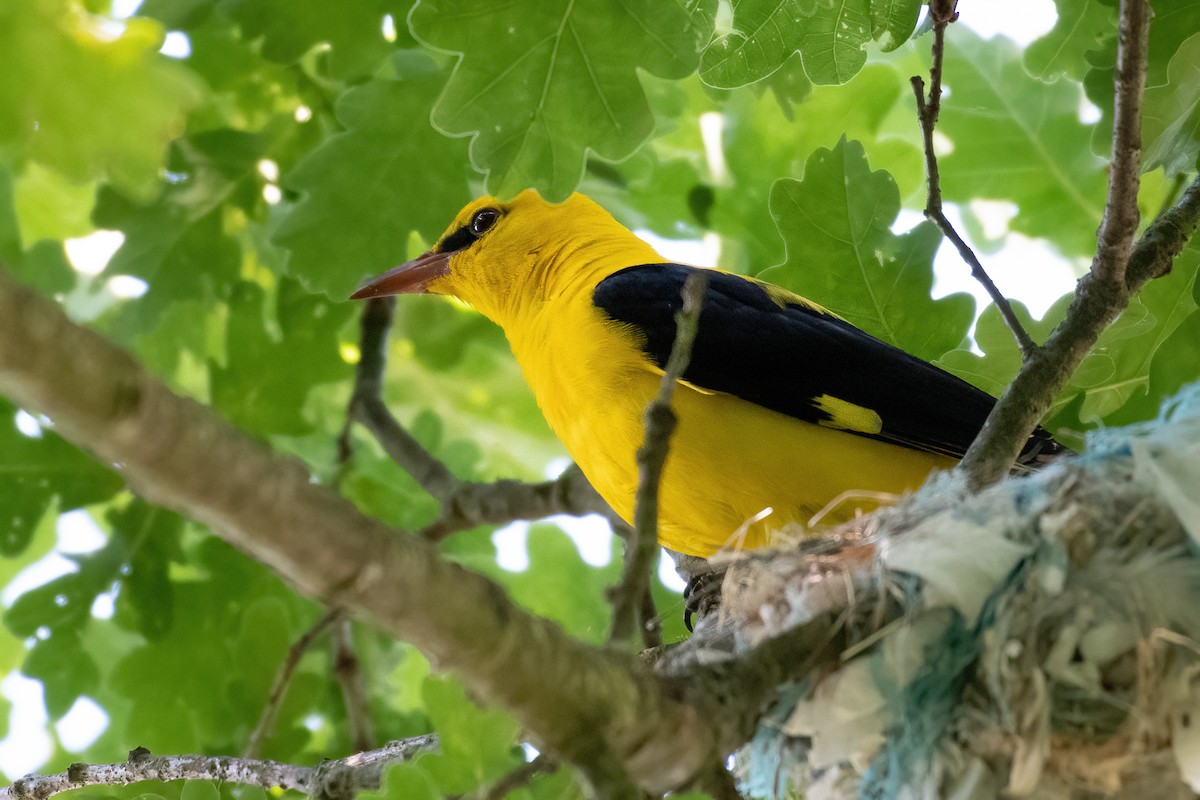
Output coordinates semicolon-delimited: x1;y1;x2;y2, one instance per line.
506;294;954;558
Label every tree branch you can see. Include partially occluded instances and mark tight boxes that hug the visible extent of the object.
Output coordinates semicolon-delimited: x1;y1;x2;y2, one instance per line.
912;0;1036;357
609;272;708;647
311;736;438;800
332;618;375;753
1;738;439;800
959;0;1162;488
346;297;613;540
1094;0;1151;285
3;750;309;800
0;266;721;794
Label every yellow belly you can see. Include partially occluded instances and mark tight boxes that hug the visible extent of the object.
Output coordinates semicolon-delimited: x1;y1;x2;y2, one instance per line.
510;297;954;558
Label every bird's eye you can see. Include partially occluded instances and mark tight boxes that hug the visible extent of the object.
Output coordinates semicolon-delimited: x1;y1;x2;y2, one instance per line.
470;208;500;236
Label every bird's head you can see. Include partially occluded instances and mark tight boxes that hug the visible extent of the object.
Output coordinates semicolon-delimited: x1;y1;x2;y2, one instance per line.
351;190;659;324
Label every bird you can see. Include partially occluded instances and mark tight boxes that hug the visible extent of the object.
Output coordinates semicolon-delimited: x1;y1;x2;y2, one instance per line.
352;190;1063;558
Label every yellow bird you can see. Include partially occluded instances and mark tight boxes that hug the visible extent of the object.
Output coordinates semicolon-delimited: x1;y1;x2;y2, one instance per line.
352;191;1060;558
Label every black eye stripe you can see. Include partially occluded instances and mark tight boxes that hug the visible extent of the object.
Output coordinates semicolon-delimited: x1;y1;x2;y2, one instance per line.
437;225;476;253
436;208;501;253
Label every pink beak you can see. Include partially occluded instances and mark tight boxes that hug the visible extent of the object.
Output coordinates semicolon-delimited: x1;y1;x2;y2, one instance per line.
350;250;452;299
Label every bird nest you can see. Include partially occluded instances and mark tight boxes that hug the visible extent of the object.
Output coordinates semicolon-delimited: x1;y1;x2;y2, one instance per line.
679;384;1200;799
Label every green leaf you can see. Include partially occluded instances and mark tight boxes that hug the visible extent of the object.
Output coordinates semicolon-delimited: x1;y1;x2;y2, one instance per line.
0;167;77;295
939;244;1199;427
367;764;439;800
5;572;103;638
708;64;922;275
1142;32;1200;175
870;0;921;52
1144;1;1200;88
936;295;1072;399
1084;2;1200;161
700;0;875;88
526;768;586;800
91;130;263;336
0;399;123;556
1070;244;1198;421
137;0;218;30
13;163;96;245
0;167;20;264
180;781;220;800
410;0;706;200
420;676;522;791
761;138;974;360
0;0;203;197
939;31;1107;256
218;0;411;81
109;501;183;641
208;279;353;436
23;631;101;719
274;57;472;298
489;525;619;645
5;500;180;641
1024;0;1115;81
233;597;292;703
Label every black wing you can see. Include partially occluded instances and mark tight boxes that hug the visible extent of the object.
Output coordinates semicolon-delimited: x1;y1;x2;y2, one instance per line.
594;263;1058;461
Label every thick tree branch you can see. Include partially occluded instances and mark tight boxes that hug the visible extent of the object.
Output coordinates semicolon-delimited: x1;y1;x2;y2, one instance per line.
0;267;720;794
913;0;1035;357
346;297;613;539
959;0;1161;488
609;272;708;647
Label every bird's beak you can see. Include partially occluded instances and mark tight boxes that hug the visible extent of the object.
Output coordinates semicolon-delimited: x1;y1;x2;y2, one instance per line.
350;250;452;299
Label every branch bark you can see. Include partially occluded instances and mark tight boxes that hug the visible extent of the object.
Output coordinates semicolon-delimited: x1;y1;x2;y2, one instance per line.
958;0;1169;489
1;738;439;800
346;297;613;541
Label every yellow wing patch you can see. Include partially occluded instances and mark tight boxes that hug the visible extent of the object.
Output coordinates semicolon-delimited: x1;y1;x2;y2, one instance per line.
751;278;844;320
813;394;883;434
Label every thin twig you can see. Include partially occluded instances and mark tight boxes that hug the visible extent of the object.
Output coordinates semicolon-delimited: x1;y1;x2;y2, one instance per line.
609;272;708;646
959;0;1158;489
912;0;1036;357
348;297;459;497
484;754;555;800
332;619;375;752
244;608;341;759
640;584;665;650
1093;0;1151;284
418;466;611;541
311;736;438;800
